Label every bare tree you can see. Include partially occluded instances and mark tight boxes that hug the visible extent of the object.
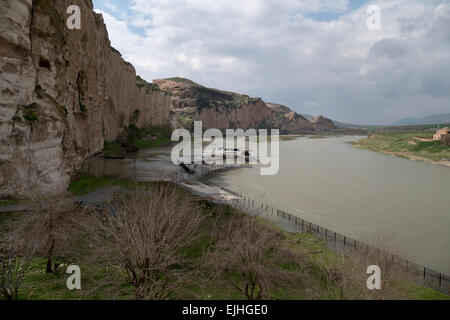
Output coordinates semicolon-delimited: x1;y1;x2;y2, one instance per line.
13;196;78;274
0;231;35;300
312;242;407;300
207;214;291;300
90;183;204;300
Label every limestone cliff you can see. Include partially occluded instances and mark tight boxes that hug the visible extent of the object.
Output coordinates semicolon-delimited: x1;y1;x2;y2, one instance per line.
0;0;171;198
310;115;337;132
155;79;334;134
154;78;275;131
266;103;317;134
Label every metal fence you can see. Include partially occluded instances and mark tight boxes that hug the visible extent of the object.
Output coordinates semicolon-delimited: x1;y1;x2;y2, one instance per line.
214;186;450;295
168;164;450;295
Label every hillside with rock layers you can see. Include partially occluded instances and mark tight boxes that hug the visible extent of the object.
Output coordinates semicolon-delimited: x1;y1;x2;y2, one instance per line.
154;79;336;134
266;103;315;133
0;1;337;198
155;78;275;131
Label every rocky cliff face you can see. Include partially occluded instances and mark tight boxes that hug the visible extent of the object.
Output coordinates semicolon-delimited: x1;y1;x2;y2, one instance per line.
155;79;335;134
154;78;275;131
310;115;337;132
266;103;317;134
0;0;171;198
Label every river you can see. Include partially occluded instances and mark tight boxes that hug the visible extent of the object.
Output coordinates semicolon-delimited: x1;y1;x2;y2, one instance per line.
84;136;450;275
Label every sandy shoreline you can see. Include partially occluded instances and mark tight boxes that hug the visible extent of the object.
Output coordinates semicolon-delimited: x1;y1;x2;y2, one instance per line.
352;140;450;168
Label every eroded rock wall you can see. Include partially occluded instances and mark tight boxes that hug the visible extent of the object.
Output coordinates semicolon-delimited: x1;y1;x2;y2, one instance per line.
0;0;171;198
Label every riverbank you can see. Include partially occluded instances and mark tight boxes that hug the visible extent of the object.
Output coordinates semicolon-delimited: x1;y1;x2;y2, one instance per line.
0;176;447;300
351;132;450;167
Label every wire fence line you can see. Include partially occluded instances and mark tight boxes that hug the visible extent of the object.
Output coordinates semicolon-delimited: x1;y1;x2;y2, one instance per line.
167;164;449;295
213;186;450;295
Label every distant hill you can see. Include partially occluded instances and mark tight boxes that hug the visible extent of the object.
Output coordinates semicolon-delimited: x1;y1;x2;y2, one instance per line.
391;114;450;126
153;82;337;133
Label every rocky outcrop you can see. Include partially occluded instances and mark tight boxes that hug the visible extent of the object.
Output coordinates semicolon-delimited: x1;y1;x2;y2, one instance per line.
266;103;317;134
155;79;334;134
0;0;171;198
310;115;337;132
154;78;275;131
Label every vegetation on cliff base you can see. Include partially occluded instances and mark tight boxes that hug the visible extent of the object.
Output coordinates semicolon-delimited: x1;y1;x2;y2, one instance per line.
103;141;127;159
103;124;172;159
1;179;448;300
126;124;172;149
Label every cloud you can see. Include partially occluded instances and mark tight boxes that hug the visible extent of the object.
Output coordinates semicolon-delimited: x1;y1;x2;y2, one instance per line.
94;0;450;124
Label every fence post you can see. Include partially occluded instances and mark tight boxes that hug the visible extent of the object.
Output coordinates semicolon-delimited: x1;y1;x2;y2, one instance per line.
344;236;346;246
423;268;426;280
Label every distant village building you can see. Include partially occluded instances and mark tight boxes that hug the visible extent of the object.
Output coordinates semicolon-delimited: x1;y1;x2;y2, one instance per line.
433;127;450;145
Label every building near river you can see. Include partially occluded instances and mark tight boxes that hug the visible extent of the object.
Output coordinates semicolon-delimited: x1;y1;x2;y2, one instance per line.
433;127;450;145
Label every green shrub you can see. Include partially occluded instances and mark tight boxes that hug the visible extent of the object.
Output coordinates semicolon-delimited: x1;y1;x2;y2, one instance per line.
23;104;39;122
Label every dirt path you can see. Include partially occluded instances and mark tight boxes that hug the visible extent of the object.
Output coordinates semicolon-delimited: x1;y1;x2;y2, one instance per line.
413;137;433;142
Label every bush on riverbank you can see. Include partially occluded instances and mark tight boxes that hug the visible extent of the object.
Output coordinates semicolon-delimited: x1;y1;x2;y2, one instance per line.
0;180;448;300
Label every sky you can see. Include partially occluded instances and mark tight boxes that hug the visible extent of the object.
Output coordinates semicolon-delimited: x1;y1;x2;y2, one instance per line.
92;0;450;125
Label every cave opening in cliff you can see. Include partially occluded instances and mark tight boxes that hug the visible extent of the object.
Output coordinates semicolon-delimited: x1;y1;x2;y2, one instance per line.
38;57;51;69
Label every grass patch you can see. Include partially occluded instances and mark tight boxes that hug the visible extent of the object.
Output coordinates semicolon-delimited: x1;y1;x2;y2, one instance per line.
0;199;19;206
68;176;117;195
68;175;158;195
402;282;450;300
353;131;450;161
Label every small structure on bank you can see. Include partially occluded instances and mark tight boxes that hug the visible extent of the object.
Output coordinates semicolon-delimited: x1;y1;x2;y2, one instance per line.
433;127;450;145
